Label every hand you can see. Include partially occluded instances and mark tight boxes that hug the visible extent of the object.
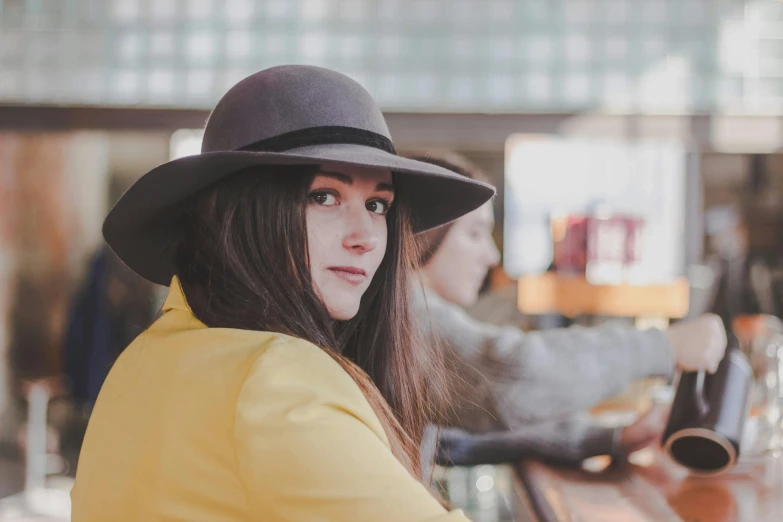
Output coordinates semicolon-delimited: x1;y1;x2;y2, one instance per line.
618;404;670;457
666;314;727;373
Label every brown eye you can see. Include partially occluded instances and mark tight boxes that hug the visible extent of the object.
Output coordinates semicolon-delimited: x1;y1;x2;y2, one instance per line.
367;199;390;215
309;192;338;206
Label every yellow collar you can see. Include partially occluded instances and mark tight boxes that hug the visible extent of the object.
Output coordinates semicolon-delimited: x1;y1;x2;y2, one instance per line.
162;276;191;314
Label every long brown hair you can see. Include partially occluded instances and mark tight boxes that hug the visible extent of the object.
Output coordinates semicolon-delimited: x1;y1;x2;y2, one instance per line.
172;165;446;479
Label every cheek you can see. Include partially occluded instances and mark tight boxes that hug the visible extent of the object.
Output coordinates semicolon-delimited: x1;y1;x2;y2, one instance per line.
456;236;483;266
368;220;388;272
306;209;339;268
432;240;475;286
305;211;335;297
305;212;321;269
378;220;388;250
450;238;489;292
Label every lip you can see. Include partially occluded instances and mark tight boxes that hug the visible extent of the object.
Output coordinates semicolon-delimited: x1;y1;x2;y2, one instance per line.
328;266;367;285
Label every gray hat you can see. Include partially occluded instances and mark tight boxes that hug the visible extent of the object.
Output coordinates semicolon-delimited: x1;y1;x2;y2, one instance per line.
103;65;495;285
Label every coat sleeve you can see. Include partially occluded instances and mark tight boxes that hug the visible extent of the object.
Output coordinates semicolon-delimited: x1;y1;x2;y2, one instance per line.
420;289;674;427
432;415;620;467
234;340;470;522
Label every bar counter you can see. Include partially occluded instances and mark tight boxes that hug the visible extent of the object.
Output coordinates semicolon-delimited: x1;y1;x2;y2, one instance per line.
514;450;783;522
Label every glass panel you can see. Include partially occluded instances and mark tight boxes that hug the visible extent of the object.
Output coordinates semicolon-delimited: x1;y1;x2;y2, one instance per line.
564;0;594;26
523;0;551;24
527;35;554;64
566;34;591;63
642;37;666;60
224;0;255;22
339;0;367;21
0;0;778;113
604;36;629;62
187;0;213;20
489;38;515;65
150;0;177;21
0;31;23;63
186;31;217;65
263;33;287;59
117;31;143;64
602;71;634;109
225;31;253;61
0;70;22;98
0;0;26;28
642;0;669;25
301;0;330;21
265;0;292;19
603;0;630;25
148;69;176;99
564;73;592;104
378;35;404;61
526;72;552;103
376;73;404;104
299;33;328;62
448;75;477;104
337;35;363;62
452;38;478;63
185;69;215;100
111;69;141;102
484;74;516;104
150;31;176;59
489;0;515;24
113;0;139;22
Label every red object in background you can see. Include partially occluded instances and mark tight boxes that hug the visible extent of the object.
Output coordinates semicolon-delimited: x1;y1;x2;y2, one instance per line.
551;215;588;272
551;213;644;277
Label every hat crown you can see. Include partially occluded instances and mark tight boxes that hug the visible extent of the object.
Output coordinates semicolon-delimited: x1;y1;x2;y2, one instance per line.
202;66;391;154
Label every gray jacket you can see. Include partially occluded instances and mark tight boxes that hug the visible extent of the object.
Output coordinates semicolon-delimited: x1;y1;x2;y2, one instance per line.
419;288;674;464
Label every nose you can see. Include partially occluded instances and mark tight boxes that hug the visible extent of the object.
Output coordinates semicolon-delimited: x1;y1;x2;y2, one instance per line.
342;205;380;254
486;239;501;266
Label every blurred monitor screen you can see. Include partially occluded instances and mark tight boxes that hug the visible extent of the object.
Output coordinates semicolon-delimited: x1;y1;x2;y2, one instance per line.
503;135;686;284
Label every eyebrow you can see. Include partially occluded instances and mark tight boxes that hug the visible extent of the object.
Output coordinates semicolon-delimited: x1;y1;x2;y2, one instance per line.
318;170;395;194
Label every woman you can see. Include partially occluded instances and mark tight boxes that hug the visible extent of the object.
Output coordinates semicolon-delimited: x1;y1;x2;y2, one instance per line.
409;152;727;465
71;66;494;521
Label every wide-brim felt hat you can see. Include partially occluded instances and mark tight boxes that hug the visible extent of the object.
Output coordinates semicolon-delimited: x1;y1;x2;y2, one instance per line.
103;65;496;285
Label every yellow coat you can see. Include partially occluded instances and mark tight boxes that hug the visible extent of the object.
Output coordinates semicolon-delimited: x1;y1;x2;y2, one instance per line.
71;277;467;521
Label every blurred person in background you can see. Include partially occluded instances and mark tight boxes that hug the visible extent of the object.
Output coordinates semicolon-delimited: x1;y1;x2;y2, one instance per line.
63;247;158;408
71;66;494;522
704;206;767;325
59;245;158;472
409;152;727;467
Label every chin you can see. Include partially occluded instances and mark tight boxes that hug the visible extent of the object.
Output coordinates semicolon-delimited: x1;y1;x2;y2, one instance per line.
457;294;479;308
449;287;480;308
326;301;361;321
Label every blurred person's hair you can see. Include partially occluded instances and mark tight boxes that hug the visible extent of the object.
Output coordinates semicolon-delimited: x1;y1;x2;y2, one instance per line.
404;151;490;266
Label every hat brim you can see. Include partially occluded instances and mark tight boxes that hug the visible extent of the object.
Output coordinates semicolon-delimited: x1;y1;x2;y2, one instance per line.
103;143;496;285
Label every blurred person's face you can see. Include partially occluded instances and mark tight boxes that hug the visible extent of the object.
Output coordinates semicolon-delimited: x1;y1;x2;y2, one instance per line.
419;202;500;307
306;167;393;320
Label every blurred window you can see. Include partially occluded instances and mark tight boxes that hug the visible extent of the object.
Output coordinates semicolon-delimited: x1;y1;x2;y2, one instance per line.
0;0;779;113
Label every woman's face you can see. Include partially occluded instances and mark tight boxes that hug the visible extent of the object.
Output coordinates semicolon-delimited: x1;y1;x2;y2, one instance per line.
420;202;500;307
306;167;394;320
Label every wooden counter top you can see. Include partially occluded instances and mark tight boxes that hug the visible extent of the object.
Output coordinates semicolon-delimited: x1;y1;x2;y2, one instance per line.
517;274;690;318
516;450;783;522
